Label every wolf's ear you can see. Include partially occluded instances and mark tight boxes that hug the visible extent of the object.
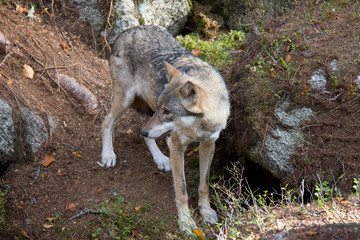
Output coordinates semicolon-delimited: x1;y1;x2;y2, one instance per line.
164;61;181;82
179;81;203;114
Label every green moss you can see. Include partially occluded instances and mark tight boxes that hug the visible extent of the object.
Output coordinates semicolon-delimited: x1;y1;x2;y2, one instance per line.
176;30;245;70
139;17;145;25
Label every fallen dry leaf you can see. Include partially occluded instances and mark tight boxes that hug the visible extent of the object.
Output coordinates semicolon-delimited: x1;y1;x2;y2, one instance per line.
125;128;133;135
285;55;291;63
61;42;68;51
192;229;205;240
306;231;317;236
335;196;348;204
22;64;34;79
191;48;201;56
21;231;29;238
43;224;53;229
15;5;22;13
45;217;57;222
66;203;76;211
41;154;55;167
16;5;28;14
186;147;199;157
56;169;65;176
135;206;142;211
72;151;82;158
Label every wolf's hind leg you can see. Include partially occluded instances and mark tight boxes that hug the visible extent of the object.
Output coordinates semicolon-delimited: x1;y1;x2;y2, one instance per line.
144;137;171;171
101;85;136;167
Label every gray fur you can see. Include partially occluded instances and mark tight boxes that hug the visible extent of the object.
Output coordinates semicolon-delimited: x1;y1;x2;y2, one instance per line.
102;25;230;234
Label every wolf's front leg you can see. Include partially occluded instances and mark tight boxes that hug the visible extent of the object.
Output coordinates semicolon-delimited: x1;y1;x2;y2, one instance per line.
198;140;218;223
144;137;171;171
169;132;197;234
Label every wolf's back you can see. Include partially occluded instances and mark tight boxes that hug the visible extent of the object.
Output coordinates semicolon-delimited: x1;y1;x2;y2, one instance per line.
112;26;190;66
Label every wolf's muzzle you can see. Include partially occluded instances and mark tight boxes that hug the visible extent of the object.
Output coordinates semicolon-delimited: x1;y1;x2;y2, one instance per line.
140;129;149;137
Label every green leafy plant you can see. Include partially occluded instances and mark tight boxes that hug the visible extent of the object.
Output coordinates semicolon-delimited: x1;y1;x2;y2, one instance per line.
85;196;173;239
353;178;360;197
314;177;343;204
210;163;280;239
176;30;245;70
314;180;332;203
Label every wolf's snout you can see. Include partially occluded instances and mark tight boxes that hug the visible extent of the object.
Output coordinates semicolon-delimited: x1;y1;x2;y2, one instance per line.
140;129;149;137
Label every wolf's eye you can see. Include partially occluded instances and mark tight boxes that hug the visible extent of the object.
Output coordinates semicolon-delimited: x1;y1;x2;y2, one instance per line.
163;108;170;115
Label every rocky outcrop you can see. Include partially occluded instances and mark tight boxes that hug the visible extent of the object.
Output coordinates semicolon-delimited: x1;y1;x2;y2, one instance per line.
247;99;314;179
0;98;48;169
242;57;358;180
70;0;104;32
0;100;15;159
70;0;192;42
111;0;191;41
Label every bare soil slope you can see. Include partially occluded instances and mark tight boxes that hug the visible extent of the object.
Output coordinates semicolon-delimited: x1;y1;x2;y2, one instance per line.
0;3;181;239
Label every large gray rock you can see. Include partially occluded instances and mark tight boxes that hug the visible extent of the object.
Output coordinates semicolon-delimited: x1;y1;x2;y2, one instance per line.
71;0;103;32
137;0;191;35
0;99;15;160
247;99;314;178
21;107;48;153
0;98;48;167
70;0;191;42
110;0;191;42
213;0;295;31
112;0;139;38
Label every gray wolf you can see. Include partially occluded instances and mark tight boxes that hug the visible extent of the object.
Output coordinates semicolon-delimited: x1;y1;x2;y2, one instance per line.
101;25;230;233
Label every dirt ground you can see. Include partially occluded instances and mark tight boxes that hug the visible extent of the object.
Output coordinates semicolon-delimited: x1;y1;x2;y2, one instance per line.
0;3;183;239
1;1;360;239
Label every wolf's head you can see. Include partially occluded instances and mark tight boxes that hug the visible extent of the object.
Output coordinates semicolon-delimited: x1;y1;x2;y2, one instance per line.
141;62;205;139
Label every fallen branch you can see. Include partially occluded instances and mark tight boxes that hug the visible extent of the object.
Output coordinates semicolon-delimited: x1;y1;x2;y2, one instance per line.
0;52;13;66
57;74;99;115
64;208;106;224
34;65;78;72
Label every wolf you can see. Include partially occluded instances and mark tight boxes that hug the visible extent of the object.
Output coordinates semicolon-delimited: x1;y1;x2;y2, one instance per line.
101;25;230;233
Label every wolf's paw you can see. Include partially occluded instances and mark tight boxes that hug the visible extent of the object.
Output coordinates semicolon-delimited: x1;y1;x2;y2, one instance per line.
154;155;171;171
101;151;116;168
200;206;218;223
178;214;198;235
